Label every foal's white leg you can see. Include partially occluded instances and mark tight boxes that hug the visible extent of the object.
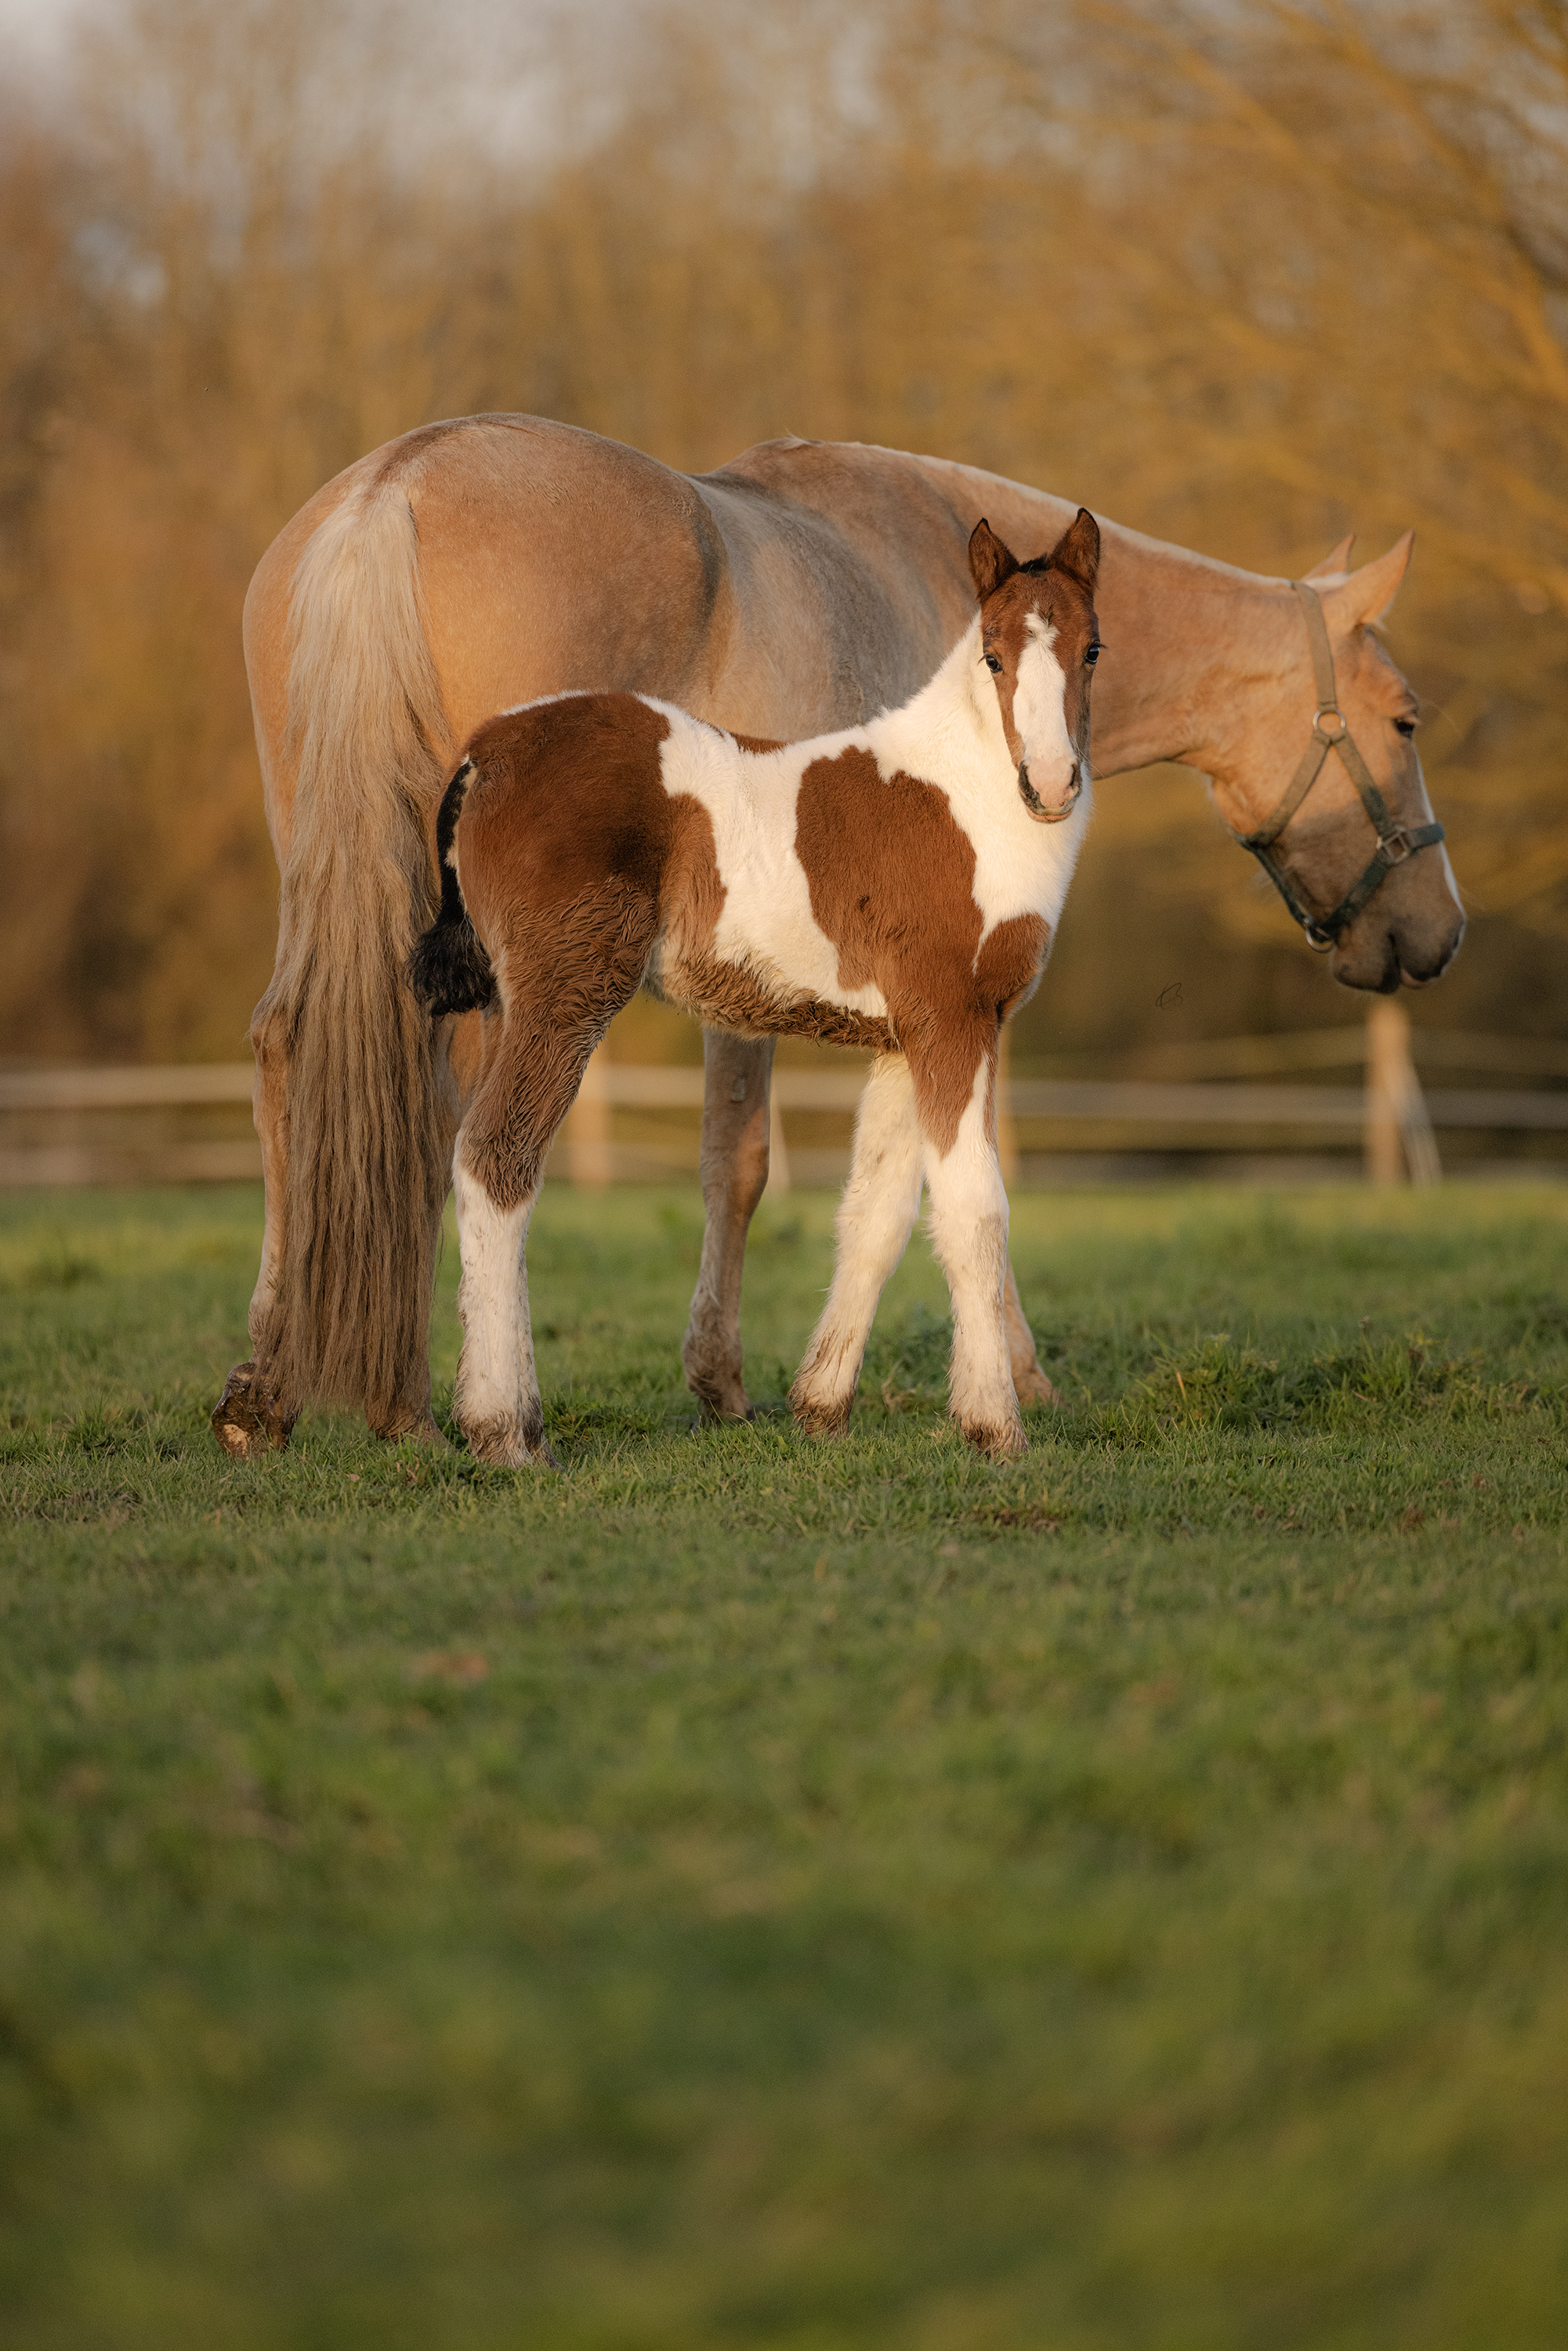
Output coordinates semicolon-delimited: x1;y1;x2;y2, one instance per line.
791;1055;925;1436
923;1060;1026;1460
451;1154;557;1469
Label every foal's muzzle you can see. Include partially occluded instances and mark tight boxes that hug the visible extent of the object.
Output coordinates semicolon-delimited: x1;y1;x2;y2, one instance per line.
1017;760;1081;824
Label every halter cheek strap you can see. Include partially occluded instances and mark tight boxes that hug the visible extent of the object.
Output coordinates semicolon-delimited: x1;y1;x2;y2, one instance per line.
1237;580;1444;951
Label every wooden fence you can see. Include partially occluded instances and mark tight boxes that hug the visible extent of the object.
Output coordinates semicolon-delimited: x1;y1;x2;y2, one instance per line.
3;1002;1566;1190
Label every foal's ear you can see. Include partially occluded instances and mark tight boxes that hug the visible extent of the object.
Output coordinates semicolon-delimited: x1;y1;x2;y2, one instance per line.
1049;507;1100;590
969;518;1020;602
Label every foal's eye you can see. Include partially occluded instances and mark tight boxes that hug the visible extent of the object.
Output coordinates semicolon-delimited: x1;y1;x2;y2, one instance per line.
1394;715;1418;739
984;653;1002;675
1085;643;1102;667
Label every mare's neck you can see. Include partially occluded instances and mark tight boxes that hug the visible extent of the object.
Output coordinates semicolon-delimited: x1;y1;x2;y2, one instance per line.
896;451;1298;788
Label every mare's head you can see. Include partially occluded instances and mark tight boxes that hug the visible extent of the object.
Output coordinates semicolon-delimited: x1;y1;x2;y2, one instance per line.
969;509;1102;822
1213;533;1465;991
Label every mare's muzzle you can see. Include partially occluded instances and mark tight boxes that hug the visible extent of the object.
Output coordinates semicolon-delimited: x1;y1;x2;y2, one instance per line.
1017;760;1081;824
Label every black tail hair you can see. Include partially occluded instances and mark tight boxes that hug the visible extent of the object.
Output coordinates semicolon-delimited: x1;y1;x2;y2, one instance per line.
407;757;497;1015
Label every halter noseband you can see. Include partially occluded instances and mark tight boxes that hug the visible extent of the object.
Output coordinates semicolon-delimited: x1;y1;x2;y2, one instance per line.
1237;580;1444;951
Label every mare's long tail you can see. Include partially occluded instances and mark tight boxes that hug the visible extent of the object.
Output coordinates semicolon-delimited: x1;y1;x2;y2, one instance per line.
407;759;497;1016
248;471;456;1429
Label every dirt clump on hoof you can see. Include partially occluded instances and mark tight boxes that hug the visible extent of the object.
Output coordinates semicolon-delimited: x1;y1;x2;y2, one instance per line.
211;1360;298;1459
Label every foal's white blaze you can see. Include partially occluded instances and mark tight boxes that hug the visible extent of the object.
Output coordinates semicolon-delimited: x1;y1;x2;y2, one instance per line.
1012;616;1077;811
451;1158;537;1456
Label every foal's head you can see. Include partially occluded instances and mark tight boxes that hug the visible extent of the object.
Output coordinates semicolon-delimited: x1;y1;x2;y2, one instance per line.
969;509;1101;822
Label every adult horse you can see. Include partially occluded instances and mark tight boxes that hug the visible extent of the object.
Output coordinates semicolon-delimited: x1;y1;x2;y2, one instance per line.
212;416;1463;1458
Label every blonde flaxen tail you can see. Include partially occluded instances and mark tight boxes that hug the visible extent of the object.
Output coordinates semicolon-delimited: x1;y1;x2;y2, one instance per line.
251;475;456;1432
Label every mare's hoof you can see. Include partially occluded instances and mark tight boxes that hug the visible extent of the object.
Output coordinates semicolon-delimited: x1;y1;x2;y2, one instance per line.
1013;1363;1063;1409
211;1360;297;1459
686;1376;756;1424
681;1338;755;1423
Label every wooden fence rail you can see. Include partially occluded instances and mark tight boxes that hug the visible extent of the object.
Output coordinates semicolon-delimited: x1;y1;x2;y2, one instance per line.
2;1004;1563;1190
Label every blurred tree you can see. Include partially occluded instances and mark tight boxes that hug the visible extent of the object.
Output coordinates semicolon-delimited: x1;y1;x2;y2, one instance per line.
0;0;1561;1063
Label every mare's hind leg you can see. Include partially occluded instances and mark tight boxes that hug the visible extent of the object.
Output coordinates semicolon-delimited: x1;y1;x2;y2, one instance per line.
920;1044;1025;1462
682;1031;773;1420
212;1002;299;1458
791;1056;924;1437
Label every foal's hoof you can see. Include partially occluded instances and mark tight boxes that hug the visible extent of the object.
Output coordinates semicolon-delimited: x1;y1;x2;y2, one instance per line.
211;1360;297;1459
1013;1362;1063;1409
461;1416;561;1472
789;1389;852;1440
958;1414;1030;1462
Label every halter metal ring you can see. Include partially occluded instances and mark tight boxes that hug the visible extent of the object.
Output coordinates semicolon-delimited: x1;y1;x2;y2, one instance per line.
1313;705;1345;736
1382;826;1414;865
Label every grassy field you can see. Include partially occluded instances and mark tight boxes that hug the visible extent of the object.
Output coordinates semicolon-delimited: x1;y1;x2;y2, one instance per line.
2;1178;1567;2350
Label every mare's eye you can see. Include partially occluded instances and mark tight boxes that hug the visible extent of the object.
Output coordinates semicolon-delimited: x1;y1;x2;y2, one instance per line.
1394;715;1418;739
1085;643;1102;667
984;653;1002;675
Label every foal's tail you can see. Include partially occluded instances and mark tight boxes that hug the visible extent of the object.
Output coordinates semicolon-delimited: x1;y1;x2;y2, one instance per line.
407;759;497;1016
248;469;456;1429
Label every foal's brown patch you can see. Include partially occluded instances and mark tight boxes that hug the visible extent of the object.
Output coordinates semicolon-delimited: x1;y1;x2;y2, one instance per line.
654;729;898;1049
795;746;1048;1152
456;696;682;1205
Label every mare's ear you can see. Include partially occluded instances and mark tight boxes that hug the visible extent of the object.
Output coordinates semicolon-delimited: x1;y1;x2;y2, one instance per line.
1321;530;1414;629
969;518;1020;602
1303;533;1356;581
1049;506;1100;590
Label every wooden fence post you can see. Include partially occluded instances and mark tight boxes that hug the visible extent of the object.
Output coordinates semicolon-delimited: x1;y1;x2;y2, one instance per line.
1364;1000;1440;1187
766;1086;792;1196
565;1045;613;1187
996;1024;1020;1186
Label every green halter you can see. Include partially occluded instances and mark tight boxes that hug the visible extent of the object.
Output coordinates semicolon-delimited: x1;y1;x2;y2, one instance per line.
1237;580;1445;951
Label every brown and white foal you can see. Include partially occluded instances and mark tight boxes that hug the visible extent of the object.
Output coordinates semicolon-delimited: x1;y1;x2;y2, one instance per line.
410;509;1101;1466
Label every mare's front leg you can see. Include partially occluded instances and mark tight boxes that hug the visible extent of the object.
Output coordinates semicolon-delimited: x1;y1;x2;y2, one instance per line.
682;1030;774;1420
921;1041;1026;1462
791;1056;924;1436
1005;1264;1062;1409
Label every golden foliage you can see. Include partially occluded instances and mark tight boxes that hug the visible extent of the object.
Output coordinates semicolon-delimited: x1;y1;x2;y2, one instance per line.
0;0;1563;1061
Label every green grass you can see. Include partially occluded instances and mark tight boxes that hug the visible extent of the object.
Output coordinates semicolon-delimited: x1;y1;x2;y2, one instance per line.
3;1179;1567;2349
